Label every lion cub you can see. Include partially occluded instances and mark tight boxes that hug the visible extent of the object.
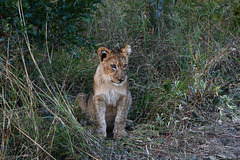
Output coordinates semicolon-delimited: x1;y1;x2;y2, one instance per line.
77;45;132;138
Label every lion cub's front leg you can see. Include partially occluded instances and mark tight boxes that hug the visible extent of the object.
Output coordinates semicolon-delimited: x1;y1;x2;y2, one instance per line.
93;95;107;137
113;92;132;138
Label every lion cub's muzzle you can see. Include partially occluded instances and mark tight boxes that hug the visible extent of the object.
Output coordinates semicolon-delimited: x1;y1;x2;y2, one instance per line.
110;76;126;85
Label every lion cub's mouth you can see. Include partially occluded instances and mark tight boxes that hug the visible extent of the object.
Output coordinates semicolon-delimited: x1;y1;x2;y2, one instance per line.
111;80;124;86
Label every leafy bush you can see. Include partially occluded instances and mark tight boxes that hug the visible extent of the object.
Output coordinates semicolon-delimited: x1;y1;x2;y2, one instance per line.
0;0;102;49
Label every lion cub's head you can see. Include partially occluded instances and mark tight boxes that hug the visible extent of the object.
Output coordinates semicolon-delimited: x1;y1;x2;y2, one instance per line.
97;45;131;86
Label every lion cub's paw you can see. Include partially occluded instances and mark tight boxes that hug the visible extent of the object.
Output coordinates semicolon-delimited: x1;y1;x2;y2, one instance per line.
95;129;107;139
113;130;127;139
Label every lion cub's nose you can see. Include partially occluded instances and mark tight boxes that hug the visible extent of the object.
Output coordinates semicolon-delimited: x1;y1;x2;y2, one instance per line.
118;78;124;83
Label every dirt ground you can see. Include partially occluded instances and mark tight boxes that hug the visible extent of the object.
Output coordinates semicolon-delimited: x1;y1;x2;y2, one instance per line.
125;117;240;159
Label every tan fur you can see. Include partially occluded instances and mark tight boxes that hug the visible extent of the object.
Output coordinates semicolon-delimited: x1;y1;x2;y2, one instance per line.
76;45;132;138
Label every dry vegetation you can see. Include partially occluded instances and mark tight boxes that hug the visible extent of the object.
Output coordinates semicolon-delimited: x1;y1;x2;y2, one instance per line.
1;0;240;159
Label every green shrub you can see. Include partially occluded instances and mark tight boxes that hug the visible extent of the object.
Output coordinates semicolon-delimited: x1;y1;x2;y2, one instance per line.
0;0;102;50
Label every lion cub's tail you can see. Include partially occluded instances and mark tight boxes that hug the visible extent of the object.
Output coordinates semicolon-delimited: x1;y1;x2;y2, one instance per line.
76;93;88;111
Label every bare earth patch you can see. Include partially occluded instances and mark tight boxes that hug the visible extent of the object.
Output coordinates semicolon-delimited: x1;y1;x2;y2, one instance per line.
112;117;240;159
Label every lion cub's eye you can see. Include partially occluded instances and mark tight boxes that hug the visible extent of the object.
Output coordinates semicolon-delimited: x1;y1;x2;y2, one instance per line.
111;64;117;70
123;64;127;69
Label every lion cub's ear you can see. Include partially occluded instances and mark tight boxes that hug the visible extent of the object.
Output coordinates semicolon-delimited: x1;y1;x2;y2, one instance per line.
97;47;110;62
121;45;131;57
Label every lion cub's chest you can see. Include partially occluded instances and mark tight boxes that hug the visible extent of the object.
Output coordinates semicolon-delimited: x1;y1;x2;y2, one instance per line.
103;89;122;107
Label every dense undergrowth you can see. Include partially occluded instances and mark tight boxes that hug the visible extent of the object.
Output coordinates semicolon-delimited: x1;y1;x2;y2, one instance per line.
1;0;240;159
